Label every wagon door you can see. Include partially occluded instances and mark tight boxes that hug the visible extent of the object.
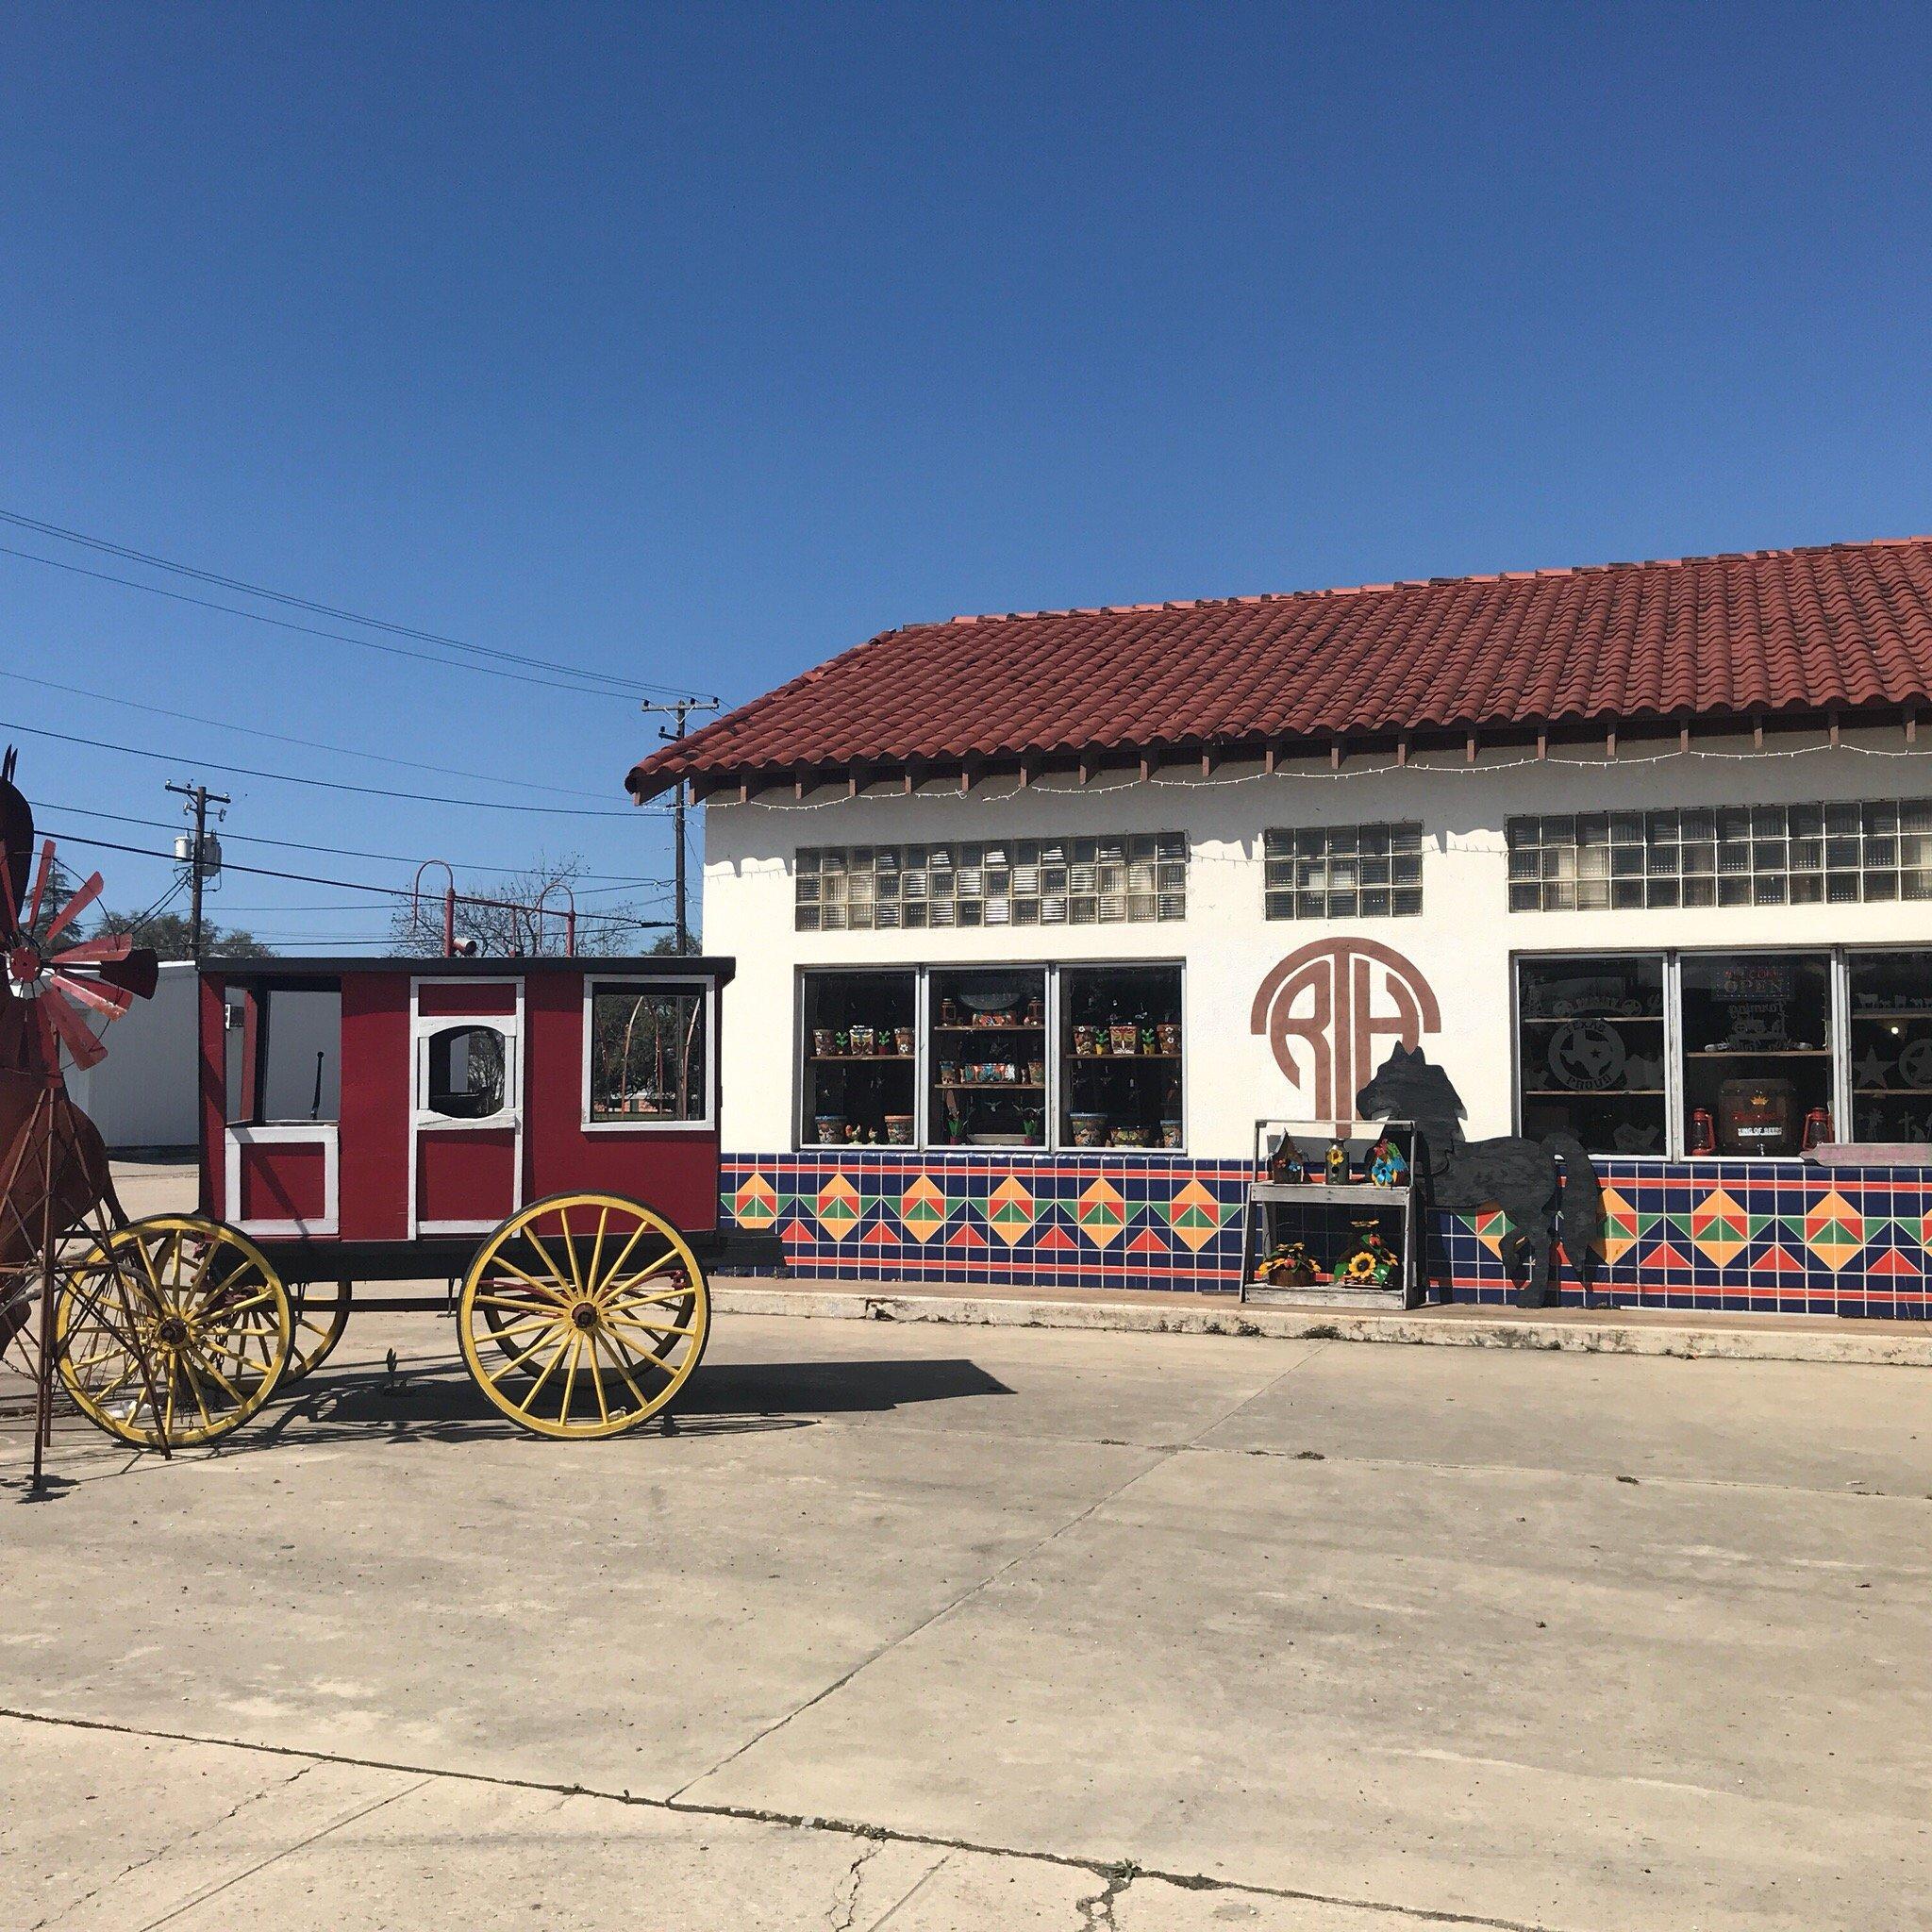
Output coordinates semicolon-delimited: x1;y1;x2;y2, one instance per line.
410;977;524;1235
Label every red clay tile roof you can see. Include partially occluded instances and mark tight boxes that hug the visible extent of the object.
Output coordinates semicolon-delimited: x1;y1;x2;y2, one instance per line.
626;536;1932;799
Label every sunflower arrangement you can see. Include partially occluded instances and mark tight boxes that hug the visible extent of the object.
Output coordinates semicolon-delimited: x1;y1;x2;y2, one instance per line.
1333;1224;1399;1288
1254;1241;1320;1287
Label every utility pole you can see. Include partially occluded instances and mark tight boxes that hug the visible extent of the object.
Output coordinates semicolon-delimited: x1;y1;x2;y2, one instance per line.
640;696;719;954
166;781;229;958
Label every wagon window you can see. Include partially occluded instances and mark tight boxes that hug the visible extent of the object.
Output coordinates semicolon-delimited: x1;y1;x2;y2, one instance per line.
425;1024;508;1120
589;983;708;1124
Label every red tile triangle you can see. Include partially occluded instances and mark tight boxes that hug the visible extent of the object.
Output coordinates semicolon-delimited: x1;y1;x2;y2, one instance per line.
946;1223;986;1248
1644;1241;1691;1270
1037;1225;1077;1250
861;1222;900;1246
780;1217;813;1244
1868;1247;1921;1276
1126;1227;1170;1254
1750;1243;1806;1274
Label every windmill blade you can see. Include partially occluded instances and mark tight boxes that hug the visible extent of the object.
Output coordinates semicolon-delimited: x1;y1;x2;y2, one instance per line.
29;995;59;1071
0;848;16;943
43;868;104;948
52;969;134;1019
51;932;133;968
44;988;108;1070
93;947;160;1002
24;839;53;934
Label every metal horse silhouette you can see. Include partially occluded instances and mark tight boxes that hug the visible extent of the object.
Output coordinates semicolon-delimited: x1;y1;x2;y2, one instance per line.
1356;1042;1604;1307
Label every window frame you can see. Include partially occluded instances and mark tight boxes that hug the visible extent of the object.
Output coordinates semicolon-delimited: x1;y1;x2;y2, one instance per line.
579;974;717;1133
794;958;1187;1156
410;975;524;1135
792;964;923;1152
1511;945;1932;1158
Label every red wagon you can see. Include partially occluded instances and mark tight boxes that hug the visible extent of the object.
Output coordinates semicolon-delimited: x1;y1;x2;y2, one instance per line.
175;952;775;1441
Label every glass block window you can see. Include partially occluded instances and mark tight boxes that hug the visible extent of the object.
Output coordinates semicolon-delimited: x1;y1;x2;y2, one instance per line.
1506;801;1932;912
795;833;1186;932
1262;824;1423;919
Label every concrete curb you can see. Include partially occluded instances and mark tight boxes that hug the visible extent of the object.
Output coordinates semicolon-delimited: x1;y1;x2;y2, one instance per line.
712;1286;1932;1367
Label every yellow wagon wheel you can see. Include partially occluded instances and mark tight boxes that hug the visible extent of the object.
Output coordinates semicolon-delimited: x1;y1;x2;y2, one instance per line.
56;1215;292;1450
281;1278;351;1384
458;1191;710;1440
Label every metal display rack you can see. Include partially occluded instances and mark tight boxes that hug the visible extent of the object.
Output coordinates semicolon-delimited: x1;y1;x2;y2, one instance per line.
1239;1118;1421;1308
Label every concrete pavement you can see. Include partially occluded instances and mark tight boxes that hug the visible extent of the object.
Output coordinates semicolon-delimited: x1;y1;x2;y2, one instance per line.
5;1306;1930;1929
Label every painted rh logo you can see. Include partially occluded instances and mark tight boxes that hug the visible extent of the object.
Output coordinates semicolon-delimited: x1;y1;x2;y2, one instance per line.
1249;938;1441;1123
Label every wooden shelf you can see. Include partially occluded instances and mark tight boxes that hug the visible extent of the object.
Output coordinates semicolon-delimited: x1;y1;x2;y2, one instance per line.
934;1022;1043;1032
938;1082;1044;1092
810;1055;914;1062
1249;1181;1410;1205
1852;1008;1932;1020
1855;1086;1932;1095
1067;1053;1181;1063
1521;1089;1664;1097
1520;1014;1663;1025
1687;1049;1830;1058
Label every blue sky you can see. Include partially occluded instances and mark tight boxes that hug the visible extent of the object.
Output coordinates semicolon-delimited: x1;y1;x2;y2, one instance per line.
3;3;1929;948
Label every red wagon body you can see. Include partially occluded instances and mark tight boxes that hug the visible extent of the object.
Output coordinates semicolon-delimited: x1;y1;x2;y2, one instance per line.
197;956;739;1263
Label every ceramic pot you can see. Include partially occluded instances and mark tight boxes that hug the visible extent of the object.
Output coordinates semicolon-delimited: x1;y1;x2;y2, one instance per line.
813;1113;845;1146
1110;1023;1139;1056
884;1113;914;1144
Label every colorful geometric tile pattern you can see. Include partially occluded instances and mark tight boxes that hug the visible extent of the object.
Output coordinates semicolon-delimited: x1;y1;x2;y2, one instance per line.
720;1152;1932;1317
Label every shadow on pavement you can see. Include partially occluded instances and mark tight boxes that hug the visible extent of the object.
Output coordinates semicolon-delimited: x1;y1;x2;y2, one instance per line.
4;1350;1014;1479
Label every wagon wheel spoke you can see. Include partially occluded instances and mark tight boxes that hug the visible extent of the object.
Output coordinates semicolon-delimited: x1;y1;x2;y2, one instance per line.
175;1350;217;1433
599;1320;678;1377
484;1327;568;1387
182;1341;245;1408
591;1325;653;1413
583;1331;611;1424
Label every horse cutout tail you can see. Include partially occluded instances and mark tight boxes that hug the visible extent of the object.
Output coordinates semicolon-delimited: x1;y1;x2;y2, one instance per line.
1542;1134;1604;1296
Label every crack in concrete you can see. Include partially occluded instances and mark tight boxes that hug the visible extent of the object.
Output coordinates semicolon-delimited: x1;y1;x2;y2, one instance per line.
861;1852;950;1930
0;1706;1567;1931
828;1835;886;1930
28;1758;317;1930
1074;1857;1139;1930
133;1774;436;1932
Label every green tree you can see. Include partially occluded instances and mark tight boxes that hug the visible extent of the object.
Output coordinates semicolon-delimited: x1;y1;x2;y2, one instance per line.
92;908;273;960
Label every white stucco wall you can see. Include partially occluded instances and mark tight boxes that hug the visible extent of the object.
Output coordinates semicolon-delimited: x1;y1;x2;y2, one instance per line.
701;725;1932;1159
65;959;200;1150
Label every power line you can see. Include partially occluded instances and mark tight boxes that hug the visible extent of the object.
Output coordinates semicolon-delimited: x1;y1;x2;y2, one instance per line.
0;508;708;700
0;541;650;701
0;669;619;801
2;718;659;815
42;828;672;930
24;799;673;885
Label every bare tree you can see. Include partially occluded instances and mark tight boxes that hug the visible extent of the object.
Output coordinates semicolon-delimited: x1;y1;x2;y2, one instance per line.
386;856;668;958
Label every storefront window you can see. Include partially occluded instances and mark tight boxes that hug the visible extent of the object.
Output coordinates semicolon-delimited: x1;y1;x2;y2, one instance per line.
801;971;917;1147
1680;954;1831;1156
1060;965;1184;1149
1516;957;1667;1153
928;968;1047;1149
1846;951;1932;1143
